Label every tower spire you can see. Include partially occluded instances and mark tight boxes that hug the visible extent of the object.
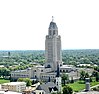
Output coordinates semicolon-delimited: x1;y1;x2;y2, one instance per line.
56;61;60;77
52;16;54;22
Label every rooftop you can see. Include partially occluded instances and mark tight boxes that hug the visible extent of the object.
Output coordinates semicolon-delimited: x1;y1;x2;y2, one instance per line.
49;21;58;30
0;91;22;94
60;65;74;68
2;82;26;85
37;82;58;93
36;65;44;68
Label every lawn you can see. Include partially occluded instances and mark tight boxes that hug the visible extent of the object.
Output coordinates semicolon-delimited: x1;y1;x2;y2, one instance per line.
0;78;10;84
68;81;85;92
91;81;99;86
68;80;99;92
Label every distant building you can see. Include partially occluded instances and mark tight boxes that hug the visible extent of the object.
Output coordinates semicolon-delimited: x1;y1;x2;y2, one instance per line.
23;82;45;94
1;82;26;92
33;63;62;94
77;64;91;67
23;63;62;94
11;68;33;80
60;65;76;72
0;65;5;68
11;65;57;81
11;18;76;82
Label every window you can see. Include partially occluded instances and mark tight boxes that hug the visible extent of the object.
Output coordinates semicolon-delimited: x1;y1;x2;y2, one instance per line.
57;82;58;85
53;30;55;35
47;64;51;68
63;70;65;72
49;30;51;35
35;75;37;78
66;70;68;72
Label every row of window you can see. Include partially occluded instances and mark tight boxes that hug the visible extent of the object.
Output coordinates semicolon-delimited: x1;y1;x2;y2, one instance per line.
41;76;55;78
39;92;44;94
11;74;28;77
34;70;43;72
32;92;44;94
60;70;69;72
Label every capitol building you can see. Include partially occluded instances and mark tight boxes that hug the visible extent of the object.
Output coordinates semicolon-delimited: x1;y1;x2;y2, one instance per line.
11;18;75;82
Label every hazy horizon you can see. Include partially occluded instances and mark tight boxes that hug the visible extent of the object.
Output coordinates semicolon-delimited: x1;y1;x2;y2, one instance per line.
0;49;99;51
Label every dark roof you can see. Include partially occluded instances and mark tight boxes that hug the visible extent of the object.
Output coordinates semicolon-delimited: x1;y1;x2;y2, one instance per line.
49;21;58;29
36;82;58;93
36;85;42;90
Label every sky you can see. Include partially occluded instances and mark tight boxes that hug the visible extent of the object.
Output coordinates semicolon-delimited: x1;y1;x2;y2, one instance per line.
0;0;99;50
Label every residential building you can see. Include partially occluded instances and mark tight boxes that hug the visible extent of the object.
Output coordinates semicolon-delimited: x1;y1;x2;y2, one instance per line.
1;82;26;92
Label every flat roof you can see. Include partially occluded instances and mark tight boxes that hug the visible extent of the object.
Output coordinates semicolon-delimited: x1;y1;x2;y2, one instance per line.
2;82;26;85
36;65;44;68
0;91;22;94
60;65;73;68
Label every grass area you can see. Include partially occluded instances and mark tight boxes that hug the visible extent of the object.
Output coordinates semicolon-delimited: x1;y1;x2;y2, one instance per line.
91;81;99;86
68;80;99;92
68;81;85;92
0;78;10;84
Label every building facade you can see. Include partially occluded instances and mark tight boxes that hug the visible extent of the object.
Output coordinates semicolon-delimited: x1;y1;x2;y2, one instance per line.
1;82;26;92
45;19;62;71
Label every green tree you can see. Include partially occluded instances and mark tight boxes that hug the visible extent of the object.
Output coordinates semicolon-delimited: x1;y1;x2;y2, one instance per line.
0;68;10;78
57;92;61;94
17;78;31;86
62;73;69;85
70;77;74;83
92;71;97;77
90;77;92;82
17;78;24;82
51;92;61;94
63;85;73;94
94;67;99;72
51;93;56;94
96;72;99;82
85;72;89;79
80;70;85;80
24;78;32;86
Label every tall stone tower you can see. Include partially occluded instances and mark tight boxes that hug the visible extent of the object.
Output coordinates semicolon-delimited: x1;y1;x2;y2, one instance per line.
45;17;62;71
